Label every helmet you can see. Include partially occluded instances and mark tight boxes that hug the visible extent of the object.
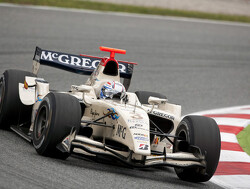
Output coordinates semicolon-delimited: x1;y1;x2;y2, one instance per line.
100;81;126;99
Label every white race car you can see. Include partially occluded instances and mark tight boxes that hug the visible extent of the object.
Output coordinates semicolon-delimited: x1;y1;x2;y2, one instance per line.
0;46;221;182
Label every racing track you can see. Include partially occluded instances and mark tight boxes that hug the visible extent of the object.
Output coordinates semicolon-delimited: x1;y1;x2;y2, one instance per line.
0;4;250;189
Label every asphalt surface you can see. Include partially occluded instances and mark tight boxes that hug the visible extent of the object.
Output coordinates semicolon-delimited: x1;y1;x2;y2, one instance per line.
0;4;250;189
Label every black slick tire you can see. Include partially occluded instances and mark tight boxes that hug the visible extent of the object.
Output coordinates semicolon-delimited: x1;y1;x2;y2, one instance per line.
32;92;81;159
174;115;221;182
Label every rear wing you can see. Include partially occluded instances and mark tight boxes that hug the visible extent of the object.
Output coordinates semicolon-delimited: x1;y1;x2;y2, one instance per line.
32;47;135;78
32;47;136;89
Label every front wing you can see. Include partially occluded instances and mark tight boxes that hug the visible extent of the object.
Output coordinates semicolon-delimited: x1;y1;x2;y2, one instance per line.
58;131;206;169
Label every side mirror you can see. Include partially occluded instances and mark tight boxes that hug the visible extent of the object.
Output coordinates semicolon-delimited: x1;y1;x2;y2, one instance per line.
71;85;94;106
148;96;168;112
148;96;167;105
71;85;92;93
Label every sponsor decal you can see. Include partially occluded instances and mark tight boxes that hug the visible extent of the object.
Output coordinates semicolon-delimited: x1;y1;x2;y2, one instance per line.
72;85;80;91
153;136;160;145
133;133;148;137
24;80;28;89
36;94;43;102
135;124;143;127
129;124;144;130
104;108;119;120
129;126;137;129
120;106;135;111
41;50;128;74
90;109;99;116
41;51;99;69
116;125;126;139
128;119;147;124
134;136;149;141
139;144;149;150
129;126;148;131
151;111;175;121
130;112;143;119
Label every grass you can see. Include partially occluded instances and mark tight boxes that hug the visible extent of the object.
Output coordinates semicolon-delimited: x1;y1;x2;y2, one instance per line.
1;0;250;23
237;125;250;156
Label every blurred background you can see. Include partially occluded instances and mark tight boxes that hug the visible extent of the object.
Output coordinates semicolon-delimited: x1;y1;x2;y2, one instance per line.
90;0;250;16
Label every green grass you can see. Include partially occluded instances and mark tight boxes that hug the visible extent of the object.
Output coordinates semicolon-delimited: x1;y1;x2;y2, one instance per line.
1;0;250;23
237;125;250;156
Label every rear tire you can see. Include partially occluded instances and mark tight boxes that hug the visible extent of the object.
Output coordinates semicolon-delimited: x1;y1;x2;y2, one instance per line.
32;92;81;159
174;115;221;182
135;91;167;104
0;69;35;129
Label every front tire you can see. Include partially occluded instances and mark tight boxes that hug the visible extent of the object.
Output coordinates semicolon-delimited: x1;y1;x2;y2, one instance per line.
174;115;221;182
33;92;81;159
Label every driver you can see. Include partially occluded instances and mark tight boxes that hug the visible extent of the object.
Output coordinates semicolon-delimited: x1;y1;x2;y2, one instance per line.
99;81;126;99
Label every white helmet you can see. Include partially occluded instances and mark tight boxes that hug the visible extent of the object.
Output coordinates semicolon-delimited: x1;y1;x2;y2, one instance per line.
100;81;126;99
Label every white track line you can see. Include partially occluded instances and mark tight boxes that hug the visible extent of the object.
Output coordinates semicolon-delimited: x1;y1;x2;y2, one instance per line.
190;105;250;115
213;118;250;128
1;3;250;28
220;133;238;143
220;150;250;162
211;175;250;189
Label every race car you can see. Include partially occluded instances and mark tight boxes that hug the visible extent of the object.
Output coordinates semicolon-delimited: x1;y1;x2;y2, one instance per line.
0;46;221;182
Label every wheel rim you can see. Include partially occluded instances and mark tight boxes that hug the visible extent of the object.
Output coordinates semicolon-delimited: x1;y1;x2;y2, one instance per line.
178;129;188;142
35;105;48;140
0;76;5;115
174;128;188;153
